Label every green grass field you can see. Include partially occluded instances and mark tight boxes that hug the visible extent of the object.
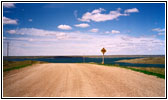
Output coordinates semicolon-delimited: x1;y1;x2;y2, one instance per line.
3;60;46;72
116;57;165;64
99;64;165;79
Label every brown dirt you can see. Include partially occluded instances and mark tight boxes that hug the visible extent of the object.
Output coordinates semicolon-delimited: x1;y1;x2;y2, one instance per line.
3;63;165;97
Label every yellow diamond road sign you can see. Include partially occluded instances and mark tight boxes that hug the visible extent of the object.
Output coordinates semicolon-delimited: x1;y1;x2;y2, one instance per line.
101;48;106;54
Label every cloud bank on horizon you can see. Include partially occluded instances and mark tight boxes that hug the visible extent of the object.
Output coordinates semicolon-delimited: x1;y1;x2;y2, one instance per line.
3;3;165;56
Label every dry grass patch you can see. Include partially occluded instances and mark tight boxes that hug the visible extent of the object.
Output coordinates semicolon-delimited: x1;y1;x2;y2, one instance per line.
116;57;165;64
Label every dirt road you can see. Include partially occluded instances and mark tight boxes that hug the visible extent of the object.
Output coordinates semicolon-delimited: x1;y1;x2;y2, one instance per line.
3;63;165;97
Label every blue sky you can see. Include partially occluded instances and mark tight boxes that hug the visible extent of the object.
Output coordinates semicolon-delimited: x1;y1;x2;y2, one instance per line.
3;3;165;56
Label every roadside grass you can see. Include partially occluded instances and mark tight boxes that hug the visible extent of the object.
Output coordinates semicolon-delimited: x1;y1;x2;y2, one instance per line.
116;56;165;64
3;60;46;72
98;64;165;79
3;64;32;72
130;67;165;75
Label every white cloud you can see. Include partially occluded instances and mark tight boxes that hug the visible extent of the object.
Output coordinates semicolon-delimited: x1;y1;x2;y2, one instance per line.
3;37;7;39
28;19;32;22
90;28;99;32
103;35;164;55
3;3;15;8
6;29;16;34
111;30;120;34
78;8;128;22
152;28;165;36
152;28;165;32
4;37;35;42
105;30;120;34
5;33;165;55
74;23;90;28
158;33;165;35
4;27;164;55
57;24;72;30
3;16;18;25
92;8;105;14
78;8;138;22
6;28;68;40
124;8;139;13
105;31;110;34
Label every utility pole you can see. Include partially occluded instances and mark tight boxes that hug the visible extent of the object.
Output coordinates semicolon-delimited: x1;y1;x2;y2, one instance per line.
7;42;9;56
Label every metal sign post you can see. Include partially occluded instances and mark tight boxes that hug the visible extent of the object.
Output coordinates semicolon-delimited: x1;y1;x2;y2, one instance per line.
101;48;106;64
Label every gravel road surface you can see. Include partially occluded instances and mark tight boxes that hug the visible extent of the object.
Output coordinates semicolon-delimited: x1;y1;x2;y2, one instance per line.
3;63;165;97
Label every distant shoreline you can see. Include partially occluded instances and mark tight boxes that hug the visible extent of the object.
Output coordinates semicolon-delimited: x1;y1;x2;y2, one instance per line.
3;55;165;59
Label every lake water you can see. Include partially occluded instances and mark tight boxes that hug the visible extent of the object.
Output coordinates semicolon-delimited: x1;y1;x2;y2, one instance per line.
4;57;165;68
